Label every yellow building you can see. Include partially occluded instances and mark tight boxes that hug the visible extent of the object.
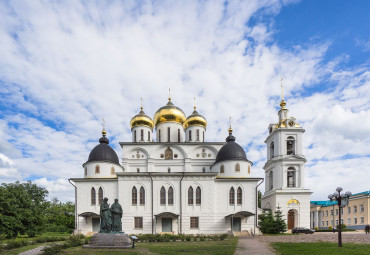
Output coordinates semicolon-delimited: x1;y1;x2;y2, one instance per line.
310;191;370;230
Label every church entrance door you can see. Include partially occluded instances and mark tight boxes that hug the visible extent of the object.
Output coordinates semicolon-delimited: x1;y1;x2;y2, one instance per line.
288;210;295;229
232;217;241;231
92;218;100;232
162;218;172;232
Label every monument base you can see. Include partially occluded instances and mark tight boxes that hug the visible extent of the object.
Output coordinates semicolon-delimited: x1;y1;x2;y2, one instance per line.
83;233;132;249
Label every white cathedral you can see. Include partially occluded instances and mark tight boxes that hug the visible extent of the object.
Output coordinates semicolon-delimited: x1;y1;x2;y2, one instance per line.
69;94;311;235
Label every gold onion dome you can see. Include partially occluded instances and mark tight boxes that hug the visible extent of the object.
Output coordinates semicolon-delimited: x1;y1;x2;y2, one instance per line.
130;105;154;130
153;97;186;127
183;106;207;129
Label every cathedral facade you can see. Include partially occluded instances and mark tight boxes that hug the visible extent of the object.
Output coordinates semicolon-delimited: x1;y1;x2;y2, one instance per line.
69;94;310;235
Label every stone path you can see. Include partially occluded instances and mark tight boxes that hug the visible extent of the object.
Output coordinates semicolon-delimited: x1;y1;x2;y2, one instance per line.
234;237;275;255
19;245;45;255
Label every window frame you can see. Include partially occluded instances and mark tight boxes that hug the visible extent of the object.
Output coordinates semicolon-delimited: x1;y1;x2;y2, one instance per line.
196;186;201;205
168;186;174;205
190;217;199;228
188;186;194;205
91;187;96;205
132;186;137;205
229;187;235;205
237;187;242;205
160;186;166;205
134;217;143;229
139;186;145;205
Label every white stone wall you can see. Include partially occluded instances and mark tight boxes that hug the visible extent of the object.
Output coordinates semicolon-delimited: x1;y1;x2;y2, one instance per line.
83;162;123;178
156;122;185;142
132;126;152;142
185;126;206;142
213;160;252;178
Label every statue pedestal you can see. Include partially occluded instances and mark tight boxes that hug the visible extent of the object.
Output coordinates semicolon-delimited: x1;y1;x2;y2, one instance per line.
83;233;132;249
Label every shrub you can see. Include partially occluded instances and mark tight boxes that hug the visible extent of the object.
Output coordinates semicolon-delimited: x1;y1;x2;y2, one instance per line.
220;234;228;240
185;235;191;241
336;224;346;230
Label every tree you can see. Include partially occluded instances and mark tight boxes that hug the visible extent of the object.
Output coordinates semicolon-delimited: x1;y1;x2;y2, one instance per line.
258;190;262;208
43;198;75;232
0;181;48;238
258;208;287;234
273;207;287;233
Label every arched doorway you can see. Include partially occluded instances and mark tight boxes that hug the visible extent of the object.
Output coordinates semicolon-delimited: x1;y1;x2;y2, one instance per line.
288;210;295;229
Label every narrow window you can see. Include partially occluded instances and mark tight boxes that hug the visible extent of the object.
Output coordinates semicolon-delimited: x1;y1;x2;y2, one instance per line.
220;165;224;173
95;165;100;174
189;130;192;141
287;167;295;187
84;167;87;176
229;187;235;205
360;204;364;212
91;187;96;205
287;136;295;155
196;187;201;205
111;167;115;175
354;217;357;224
132;187;137;205
188;186;194;205
237;187;242;205
348;207;351;213
269;171;273;190
347;218;351;225
203;131;205;142
168;187;174;205
270;142;274;159
134;217;143;228
248;165;250;174
235;163;240;172
354;206;357;213
148;131;150;141
178;129;180;142
141;129;144;141
196;129;199;141
190;217;199;228
140;186;145;205
134;130;137;142
98;187;103;205
159;129;161;142
167;127;170;142
160;186;166;205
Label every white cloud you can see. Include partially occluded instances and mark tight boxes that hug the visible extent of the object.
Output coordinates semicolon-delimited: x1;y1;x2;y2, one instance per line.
0;0;368;202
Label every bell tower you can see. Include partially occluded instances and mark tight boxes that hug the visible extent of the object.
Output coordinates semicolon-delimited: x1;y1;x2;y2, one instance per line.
261;79;312;230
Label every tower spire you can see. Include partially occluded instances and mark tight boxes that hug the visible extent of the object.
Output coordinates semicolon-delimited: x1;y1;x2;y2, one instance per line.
140;97;143;111
228;116;233;134
194;97;196;111
102;118;106;136
168;88;171;102
280;78;287;109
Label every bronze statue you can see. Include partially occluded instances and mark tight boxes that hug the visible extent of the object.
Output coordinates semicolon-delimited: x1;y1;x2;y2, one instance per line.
111;199;123;232
99;197;112;233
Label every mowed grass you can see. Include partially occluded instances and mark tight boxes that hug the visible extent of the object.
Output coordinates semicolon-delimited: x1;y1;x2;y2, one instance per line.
272;242;370;255
0;232;70;243
61;237;238;255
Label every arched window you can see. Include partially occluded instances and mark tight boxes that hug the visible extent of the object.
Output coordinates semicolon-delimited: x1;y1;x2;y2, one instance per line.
84;167;87;176
235;163;240;172
178;129;180;142
134;130;137;142
248;165;251;174
237;187;242;205
220;165;224;173
141;129;144;141
91;187;96;205
98;187;103;205
111;166;115;175
229;187;235;205
188;187;194;205
148;131;150;141
287;167;296;187
167;127;170;142
189;130;192;141
203;131;205;142
196;129;200;141
132;187;137;205
269;171;273;190
287;136;295;155
140;186;145;205
196;187;201;205
159;129;161;142
168;187;174;205
160;186;166;205
270;142;274;159
95;165;100;174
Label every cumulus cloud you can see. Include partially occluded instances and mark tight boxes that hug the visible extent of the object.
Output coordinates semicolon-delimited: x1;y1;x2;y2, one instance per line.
0;0;368;201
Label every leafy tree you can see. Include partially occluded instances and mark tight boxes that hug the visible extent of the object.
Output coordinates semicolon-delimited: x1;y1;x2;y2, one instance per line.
0;181;48;238
43;198;75;232
258;208;287;234
258;190;262;208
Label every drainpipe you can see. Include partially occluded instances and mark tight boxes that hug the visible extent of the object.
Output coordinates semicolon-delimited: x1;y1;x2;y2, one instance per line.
68;179;77;234
180;172;185;234
149;172;154;234
255;179;264;235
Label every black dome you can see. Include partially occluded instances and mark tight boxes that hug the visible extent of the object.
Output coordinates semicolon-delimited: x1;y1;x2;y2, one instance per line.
87;134;119;165
215;133;248;164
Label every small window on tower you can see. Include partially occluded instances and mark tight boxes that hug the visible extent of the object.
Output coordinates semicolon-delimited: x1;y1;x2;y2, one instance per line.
287;167;295;187
178;129;180;142
220;165;224;173
134;130;137;142
141;129;144;141
287;136;295;155
85;167;87;176
196;129;200;141
148;131;150;141
167;127;170;142
248;165;250;174
111;167;115;175
235;163;240;172
159;129;161;142
203;131;205;142
189;130;192;141
95;165;100;174
270;142;274;159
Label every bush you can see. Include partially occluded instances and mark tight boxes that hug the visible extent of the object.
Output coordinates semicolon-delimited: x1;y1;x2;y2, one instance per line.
328;226;333;230
185;236;191;241
6;240;28;249
220;234;228;240
336;224;346;230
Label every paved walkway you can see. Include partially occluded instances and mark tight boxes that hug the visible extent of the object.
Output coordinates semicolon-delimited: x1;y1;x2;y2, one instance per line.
19;245;45;255
234;237;275;255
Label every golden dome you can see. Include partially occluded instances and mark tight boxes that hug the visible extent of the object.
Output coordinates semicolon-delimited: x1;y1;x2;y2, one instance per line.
280;100;287;109
130;106;154;130
153;98;186;127
183;107;207;129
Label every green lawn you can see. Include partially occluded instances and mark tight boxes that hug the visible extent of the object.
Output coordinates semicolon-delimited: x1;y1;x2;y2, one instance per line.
62;238;238;255
0;232;70;243
0;241;64;255
272;242;370;255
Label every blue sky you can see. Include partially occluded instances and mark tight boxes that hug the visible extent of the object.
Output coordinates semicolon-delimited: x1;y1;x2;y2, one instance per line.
0;0;369;201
